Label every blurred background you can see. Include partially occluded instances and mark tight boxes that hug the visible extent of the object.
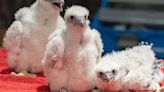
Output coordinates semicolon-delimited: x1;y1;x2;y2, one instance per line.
0;0;164;58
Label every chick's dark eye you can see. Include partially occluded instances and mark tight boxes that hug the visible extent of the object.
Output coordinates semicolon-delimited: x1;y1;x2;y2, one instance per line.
112;69;117;74
70;15;75;20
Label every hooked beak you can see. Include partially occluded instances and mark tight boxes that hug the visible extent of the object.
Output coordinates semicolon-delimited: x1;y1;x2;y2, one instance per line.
51;0;64;11
76;17;86;25
97;71;115;82
71;18;86;27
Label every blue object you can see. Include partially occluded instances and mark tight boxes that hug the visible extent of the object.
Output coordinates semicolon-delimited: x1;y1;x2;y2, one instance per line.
91;0;164;59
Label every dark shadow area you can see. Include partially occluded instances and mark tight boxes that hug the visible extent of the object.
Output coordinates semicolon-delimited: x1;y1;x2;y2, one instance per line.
0;67;13;74
37;85;50;92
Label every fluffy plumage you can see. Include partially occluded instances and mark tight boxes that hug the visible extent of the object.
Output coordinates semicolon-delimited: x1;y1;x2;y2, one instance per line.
95;44;163;91
42;5;103;92
3;0;65;73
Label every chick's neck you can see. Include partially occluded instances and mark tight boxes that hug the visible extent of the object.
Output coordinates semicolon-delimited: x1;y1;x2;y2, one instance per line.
66;26;86;45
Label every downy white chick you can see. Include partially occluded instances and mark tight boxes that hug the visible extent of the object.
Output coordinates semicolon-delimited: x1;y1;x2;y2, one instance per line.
3;0;65;73
95;44;164;92
42;5;103;92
